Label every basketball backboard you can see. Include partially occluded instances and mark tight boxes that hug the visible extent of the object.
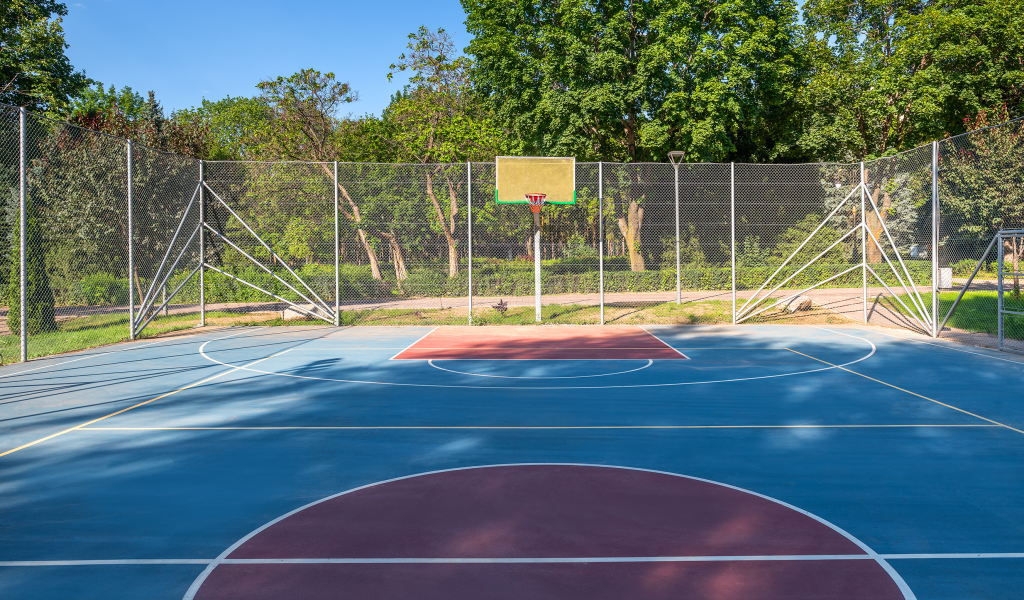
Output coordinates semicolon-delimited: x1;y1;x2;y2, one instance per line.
495;156;575;205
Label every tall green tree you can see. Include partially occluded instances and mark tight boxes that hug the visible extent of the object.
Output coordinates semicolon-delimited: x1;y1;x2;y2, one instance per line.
1;0;87;113
250;69;385;278
793;0;1024;161
6;193;56;336
385;27;510;277
174;96;269;160
463;0;804;163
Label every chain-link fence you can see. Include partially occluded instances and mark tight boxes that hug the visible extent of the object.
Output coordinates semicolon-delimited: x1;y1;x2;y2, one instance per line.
4;101;1023;361
938;120;1024;349
0;105;18;364
863;145;935;334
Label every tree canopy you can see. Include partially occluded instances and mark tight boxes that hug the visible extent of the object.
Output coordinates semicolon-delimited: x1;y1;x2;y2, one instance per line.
1;0;86;113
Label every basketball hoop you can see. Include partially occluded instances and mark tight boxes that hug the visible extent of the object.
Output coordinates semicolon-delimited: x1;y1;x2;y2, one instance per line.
525;193;547;213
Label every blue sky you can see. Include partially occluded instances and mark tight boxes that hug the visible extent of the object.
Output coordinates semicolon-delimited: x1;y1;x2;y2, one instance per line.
62;0;472;117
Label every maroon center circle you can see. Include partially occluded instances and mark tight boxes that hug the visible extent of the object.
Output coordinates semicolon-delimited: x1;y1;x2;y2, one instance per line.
195;465;906;600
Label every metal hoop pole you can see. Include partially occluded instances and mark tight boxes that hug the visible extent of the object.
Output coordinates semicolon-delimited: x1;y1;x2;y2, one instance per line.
534;209;541;322
599;162;604;325
675;161;680;304
19;107;27;362
127;140;134;340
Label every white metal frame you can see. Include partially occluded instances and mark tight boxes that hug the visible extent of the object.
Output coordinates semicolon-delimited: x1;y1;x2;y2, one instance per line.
735;178;933;333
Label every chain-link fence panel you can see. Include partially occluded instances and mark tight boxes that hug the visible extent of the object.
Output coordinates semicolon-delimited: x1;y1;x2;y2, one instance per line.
998;231;1024;352
734;162;864;325
0;105;18;363
597;163;731;324
938;118;1024;348
132;145;203;336
334;162;469;325
203;161;335;326
470;160;535;323
861;146;935;334
673;162;733;322
17;111;132;359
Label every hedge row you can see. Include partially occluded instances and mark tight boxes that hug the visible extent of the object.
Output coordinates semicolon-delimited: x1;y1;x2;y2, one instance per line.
32;259;933;307
160;260;932;303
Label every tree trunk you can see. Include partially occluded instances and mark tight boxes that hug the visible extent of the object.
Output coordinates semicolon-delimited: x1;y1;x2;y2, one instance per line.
354;229;382;280
380;230;408;282
864;181;891;264
322;164;382;280
616;198;645;271
424;170;459;278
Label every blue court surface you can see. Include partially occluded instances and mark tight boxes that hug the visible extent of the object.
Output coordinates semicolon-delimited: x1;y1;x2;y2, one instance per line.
1;324;1023;599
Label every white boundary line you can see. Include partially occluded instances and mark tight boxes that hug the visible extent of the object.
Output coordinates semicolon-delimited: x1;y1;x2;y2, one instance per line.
0;338;169;380
197;329;879;390
427;358;654;379
388;327;439;360
848;327;1024;365
181;463;915;600
5;552;1022;568
639;325;691;358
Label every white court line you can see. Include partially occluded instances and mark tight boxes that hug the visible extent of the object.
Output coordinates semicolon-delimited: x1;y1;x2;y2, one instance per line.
388;327;439;360
849;327;1024;365
0;338;170;380
197;330;878;390
427;359;654;379
5;553;1023;567
181;463;915;600
639;325;690;358
0;560;213;566
0;329;275;459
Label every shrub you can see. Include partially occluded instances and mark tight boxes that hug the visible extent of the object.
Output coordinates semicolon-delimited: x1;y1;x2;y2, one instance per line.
81;273;129;305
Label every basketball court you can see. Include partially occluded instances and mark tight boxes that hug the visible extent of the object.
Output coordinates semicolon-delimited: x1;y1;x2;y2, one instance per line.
2;323;1023;599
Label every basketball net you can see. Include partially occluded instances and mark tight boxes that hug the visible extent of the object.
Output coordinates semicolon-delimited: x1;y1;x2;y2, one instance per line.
525;193;547;213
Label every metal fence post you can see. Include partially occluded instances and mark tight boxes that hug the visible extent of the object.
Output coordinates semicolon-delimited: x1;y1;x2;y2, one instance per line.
731;162;736;324
19;107;27;362
861;161;867;324
199;160;205;326
599;162;604;325
931;141;939;337
997;234;1004;349
674;161;681;304
127;140;134;340
467;162;473;324
334;161;340;326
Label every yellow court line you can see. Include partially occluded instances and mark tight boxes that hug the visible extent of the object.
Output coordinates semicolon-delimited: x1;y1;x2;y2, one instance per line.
78;424;999;431
0;350;290;459
785;348;1024;436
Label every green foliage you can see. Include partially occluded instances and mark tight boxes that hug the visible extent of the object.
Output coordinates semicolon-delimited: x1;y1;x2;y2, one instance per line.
463;0;804;162
252;68;357;161
67;88;210;158
68;83;147;121
79;273;129;305
0;0;87;113
6;197;56;335
383;27;510;163
173;96;268;160
565;233;597;260
793;0;1024;161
